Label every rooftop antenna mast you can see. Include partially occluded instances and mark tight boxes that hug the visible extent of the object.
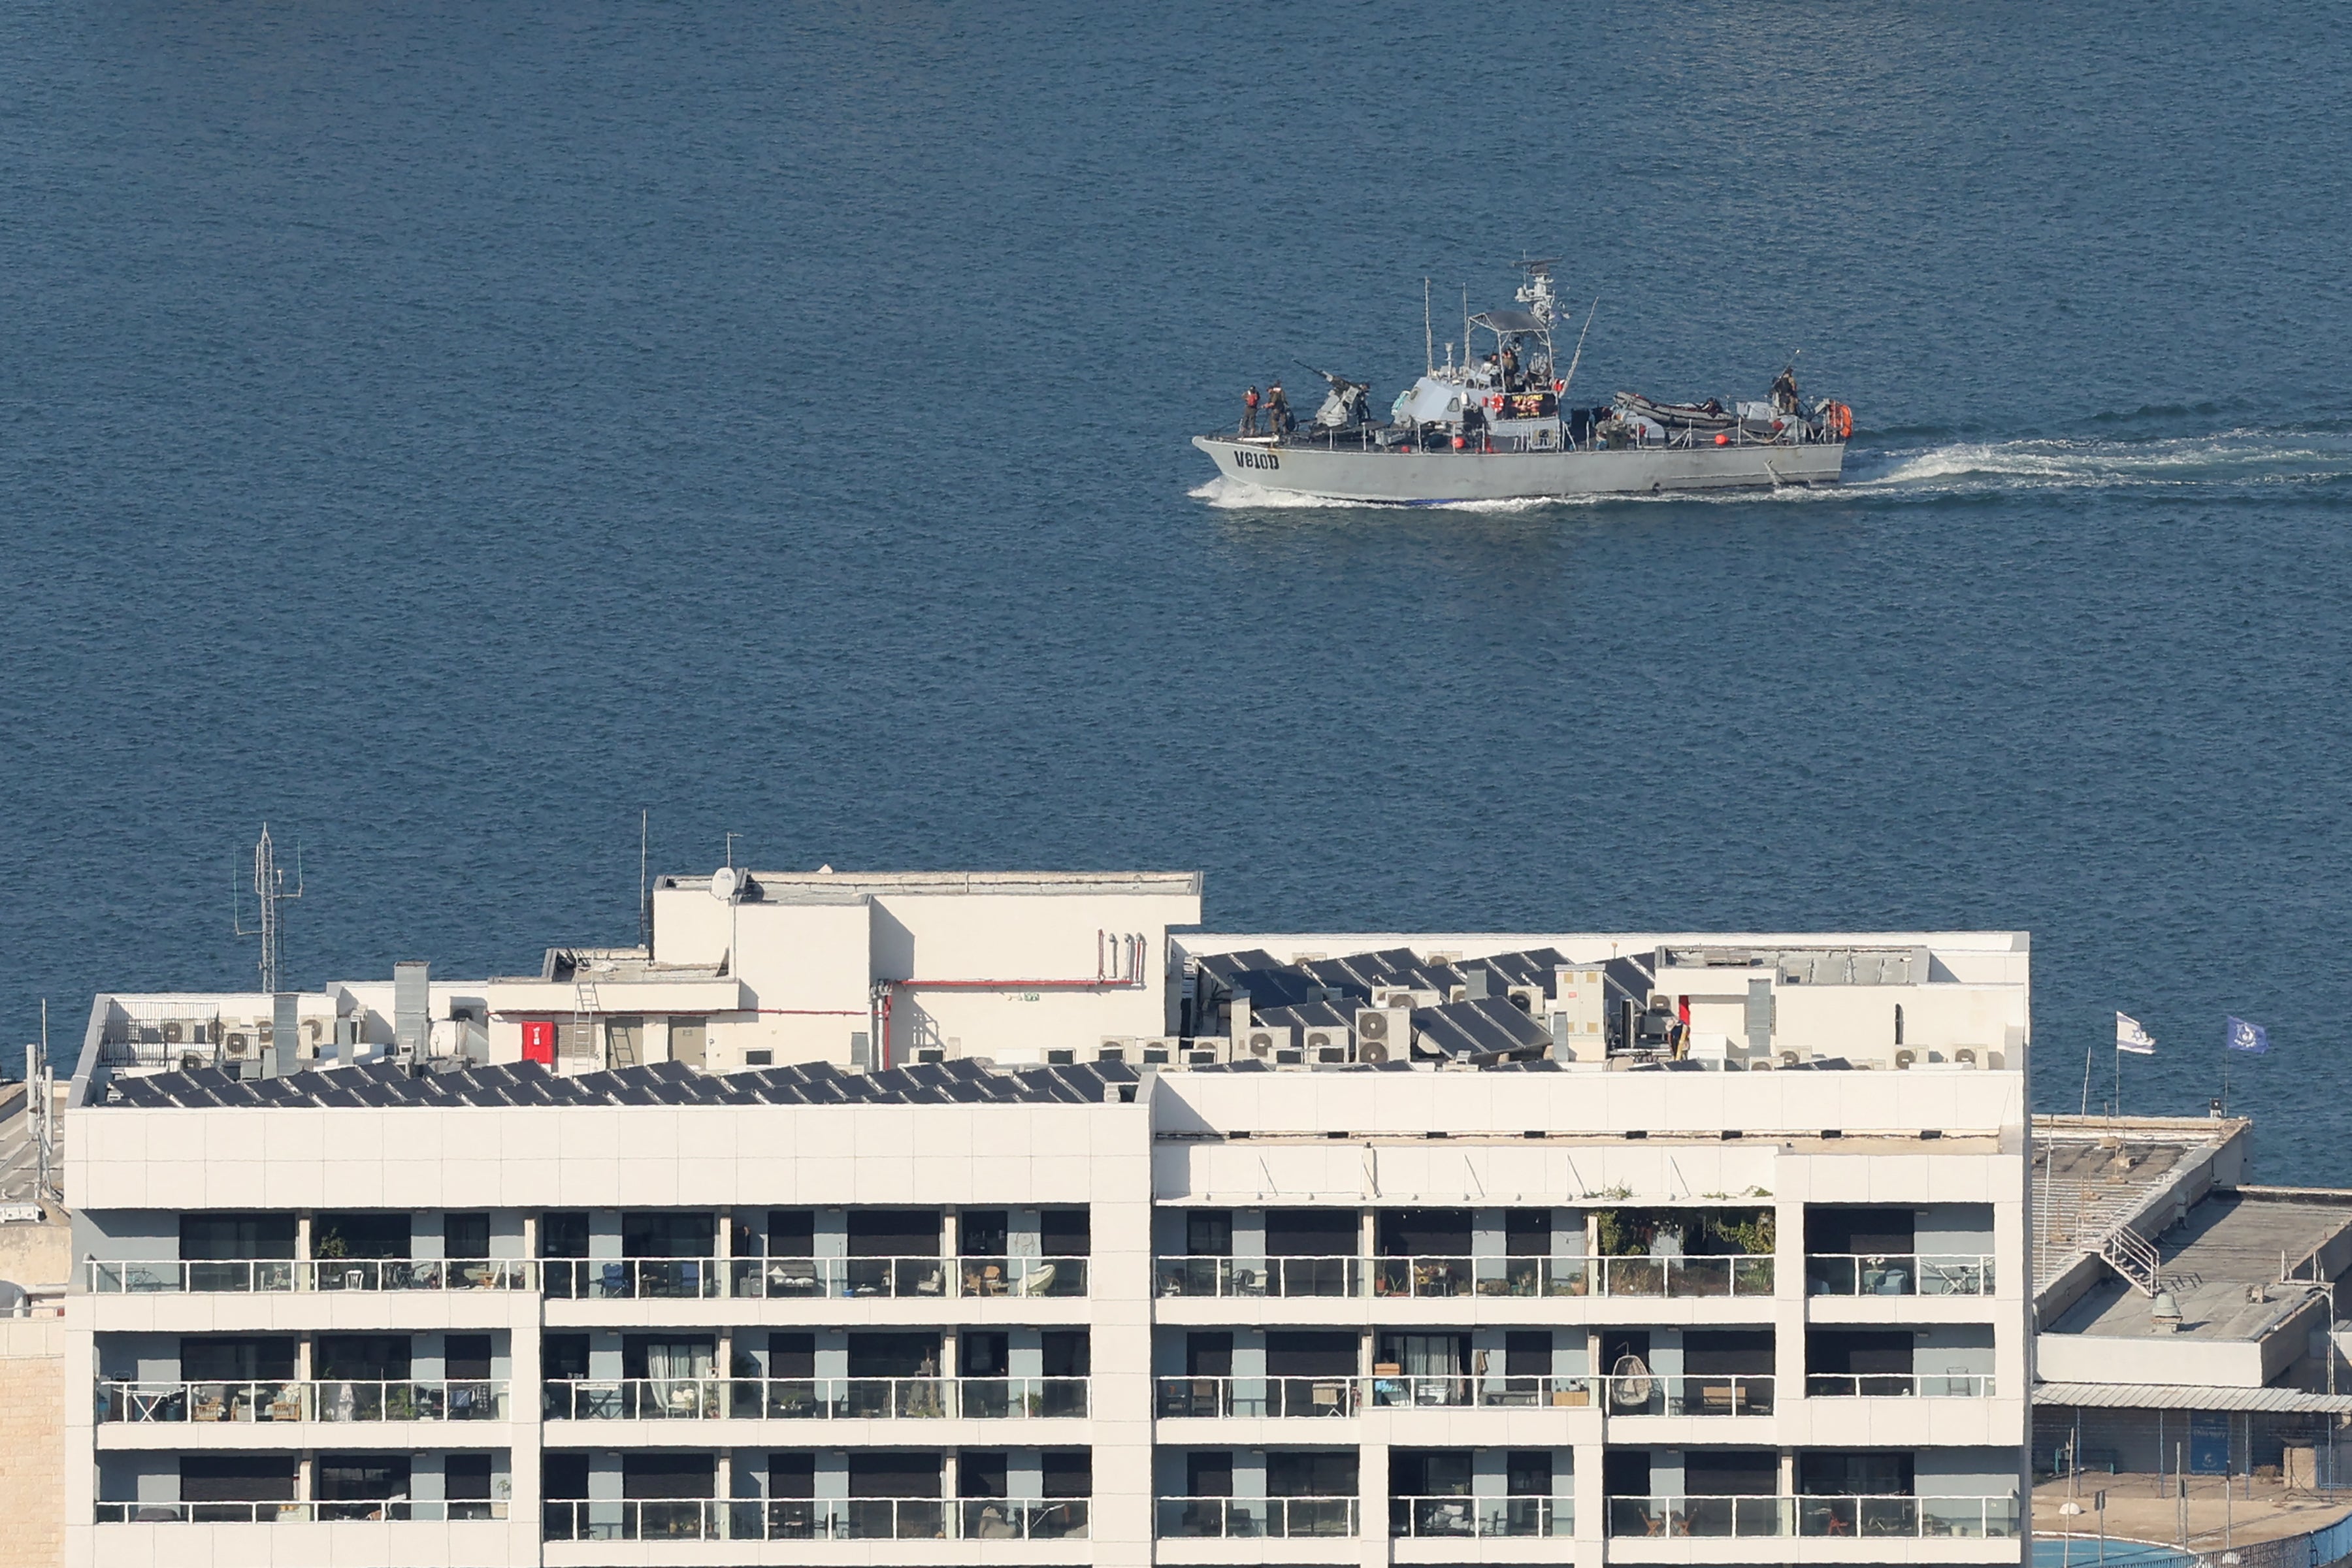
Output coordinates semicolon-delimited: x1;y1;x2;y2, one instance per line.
232;823;302;996
638;809;650;950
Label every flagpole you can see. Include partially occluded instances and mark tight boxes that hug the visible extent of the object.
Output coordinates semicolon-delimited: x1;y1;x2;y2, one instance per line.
2115;1040;2123;1121
2081;1038;2095;1118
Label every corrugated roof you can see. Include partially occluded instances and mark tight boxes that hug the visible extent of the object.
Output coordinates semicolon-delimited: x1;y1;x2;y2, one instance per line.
2033;1382;2352;1414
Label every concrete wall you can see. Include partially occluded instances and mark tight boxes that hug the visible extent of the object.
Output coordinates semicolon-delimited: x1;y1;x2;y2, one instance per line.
0;1316;64;1568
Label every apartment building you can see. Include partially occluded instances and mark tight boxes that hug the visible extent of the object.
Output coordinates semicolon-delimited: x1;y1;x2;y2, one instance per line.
60;868;2035;1567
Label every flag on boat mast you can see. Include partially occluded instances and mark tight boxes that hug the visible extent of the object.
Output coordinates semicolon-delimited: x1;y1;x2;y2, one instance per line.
2225;1017;2270;1055
2115;1013;2155;1056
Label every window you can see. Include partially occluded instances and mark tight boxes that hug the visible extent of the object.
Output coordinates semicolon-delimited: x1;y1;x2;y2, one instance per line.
622;1212;713;1258
1690;1451;1780;1496
181;1337;297;1380
178;1214;295;1260
1268;1451;1357;1497
444;1214;491;1260
1264;1331;1354;1377
766;1210;815;1256
1264;1209;1354;1256
1391;1450;1471;1497
849;1452;939;1498
1039;1209;1090;1256
960;1210;1010;1255
959;1451;1009;1499
539;1213;590;1258
769;1452;815;1500
444;1454;493;1502
180;1456;297;1502
543;1454;590;1499
1505;1331;1554;1376
313;1214;409;1260
960;1332;1009;1379
1685;1330;1776;1375
542;1334;591;1380
1507;1451;1553;1497
1041;1451;1091;1498
1040;1330;1090;1378
1504;1207;1552;1256
768;1333;815;1379
623;1453;714;1500
623;1335;713;1380
1186;1451;1232;1497
1377;1208;1471;1256
1185;1211;1232;1257
847;1210;939;1257
316;1455;412;1515
1186;1333;1233;1378
316;1335;412;1380
440;1335;492;1382
847;1332;939;1378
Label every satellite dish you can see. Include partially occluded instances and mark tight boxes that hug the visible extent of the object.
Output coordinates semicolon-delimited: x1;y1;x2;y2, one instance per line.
710;867;740;902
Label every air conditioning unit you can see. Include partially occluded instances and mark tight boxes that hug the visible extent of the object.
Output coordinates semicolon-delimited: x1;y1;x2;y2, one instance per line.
1136;1037;1175;1065
1182;1044;1222;1068
1953;1047;1979;1068
191;1021;212;1045
223;1032;252;1060
1235;1024;1291;1064
1352;1007;1411;1066
1505;984;1545;1017
178;1052;206;1073
1098;1036;1134;1063
161;1021;184;1044
1274;1048;1305;1068
1302;1025;1350;1064
1894;1049;1918;1070
1373;987;1435;1010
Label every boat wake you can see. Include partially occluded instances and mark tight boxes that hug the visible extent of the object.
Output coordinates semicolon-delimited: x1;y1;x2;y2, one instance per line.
1191;423;2352;512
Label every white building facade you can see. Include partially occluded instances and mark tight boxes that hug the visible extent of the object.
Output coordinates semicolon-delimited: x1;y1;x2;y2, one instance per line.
60;870;2036;1568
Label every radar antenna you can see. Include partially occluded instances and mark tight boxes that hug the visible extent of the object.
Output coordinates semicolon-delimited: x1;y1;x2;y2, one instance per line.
232;823;303;995
1514;258;1561;330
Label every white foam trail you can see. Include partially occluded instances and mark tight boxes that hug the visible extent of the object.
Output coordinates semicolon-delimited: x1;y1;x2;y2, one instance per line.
1855;428;2352;495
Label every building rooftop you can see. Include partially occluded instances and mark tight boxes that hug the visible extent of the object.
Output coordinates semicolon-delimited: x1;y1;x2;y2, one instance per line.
2048;1190;2352;1343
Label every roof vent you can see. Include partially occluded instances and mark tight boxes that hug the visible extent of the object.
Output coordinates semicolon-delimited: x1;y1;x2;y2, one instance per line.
2151;1290;2183;1331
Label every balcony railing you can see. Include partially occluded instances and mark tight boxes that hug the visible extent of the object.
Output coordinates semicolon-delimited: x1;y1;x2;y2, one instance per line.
1366;1374;1595;1410
544;1254;1089;1300
1390;1496;1573;1538
1605;1495;2021;1539
542;1375;1088;1421
84;1258;534;1294
96;1379;508;1424
542;1497;1090;1542
1601;1373;1774;1416
1156;1497;1361;1539
95;1501;509;1523
1151;1253;1769;1299
1806;1372;1997;1398
1156;1375;1358;1418
1805;1254;1995;1297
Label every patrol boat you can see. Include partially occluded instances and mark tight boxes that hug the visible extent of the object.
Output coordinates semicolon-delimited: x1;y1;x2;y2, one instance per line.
1194;261;1853;504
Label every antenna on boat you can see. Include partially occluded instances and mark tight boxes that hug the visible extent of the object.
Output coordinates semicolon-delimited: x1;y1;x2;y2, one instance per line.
1424;278;1433;375
1461;286;1469;371
1560;297;1599;399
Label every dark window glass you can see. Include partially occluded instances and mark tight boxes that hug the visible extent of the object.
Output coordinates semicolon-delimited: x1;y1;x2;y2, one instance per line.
768;1453;815;1500
1799;1452;1913;1496
847;1452;939;1498
444;1454;493;1501
316;1335;412;1380
768;1333;815;1379
846;1332;940;1378
314;1214;410;1260
539;1213;591;1258
1685;1330;1776;1375
621;1334;712;1379
622;1212;714;1257
1804;1207;1915;1255
1185;1211;1232;1257
1377;1208;1471;1255
1040;1330;1090;1378
960;1451;1009;1498
178;1214;296;1260
1690;1451;1780;1496
444;1335;493;1380
847;1209;939;1256
1265;1331;1355;1377
1039;1209;1090;1256
1186;1332;1232;1377
960;1332;1009;1378
542;1454;590;1499
1503;1208;1552;1256
1041;1450;1092;1498
180;1337;297;1380
1505;1331;1553;1376
1186;1451;1232;1497
444;1214;491;1259
179;1456;297;1502
1808;1330;1913;1375
1264;1209;1356;1256
1392;1450;1471;1496
623;1453;715;1499
1267;1450;1357;1497
1506;1451;1552;1497
542;1334;591;1380
316;1456;411;1501
766;1210;815;1255
960;1210;1010;1255
1601;1450;1651;1501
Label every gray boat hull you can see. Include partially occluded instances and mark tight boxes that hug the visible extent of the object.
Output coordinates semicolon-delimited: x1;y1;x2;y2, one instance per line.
1193;434;1844;502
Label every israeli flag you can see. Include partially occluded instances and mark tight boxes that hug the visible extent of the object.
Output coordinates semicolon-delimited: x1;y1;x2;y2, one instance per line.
2225;1016;2269;1055
2116;1013;2155;1055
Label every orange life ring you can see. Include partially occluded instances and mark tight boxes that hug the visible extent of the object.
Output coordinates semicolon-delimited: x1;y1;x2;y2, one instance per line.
1486;395;1503;412
1552;379;1565;393
1830;402;1853;440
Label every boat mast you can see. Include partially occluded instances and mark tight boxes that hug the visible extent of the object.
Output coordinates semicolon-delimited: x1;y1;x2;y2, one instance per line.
1424;278;1433;376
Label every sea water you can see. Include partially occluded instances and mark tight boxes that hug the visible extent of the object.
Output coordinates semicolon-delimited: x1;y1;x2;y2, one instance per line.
2;4;2348;1170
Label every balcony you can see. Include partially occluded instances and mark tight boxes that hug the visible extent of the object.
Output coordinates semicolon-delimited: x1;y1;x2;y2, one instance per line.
541;1375;1087;1421
95;1501;509;1523
1390;1496;1573;1539
1599;1374;1774;1417
1805;1254;1994;1298
1157;1376;1358;1418
1366;1375;1594;1411
96;1379;510;1424
1805;1373;1995;1398
1155;1497;1361;1539
540;1254;1088;1301
1605;1495;2021;1539
539;1497;1089;1541
84;1258;535;1294
1151;1254;1774;1299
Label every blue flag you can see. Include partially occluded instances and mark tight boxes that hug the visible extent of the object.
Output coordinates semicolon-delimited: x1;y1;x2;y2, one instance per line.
2225;1017;2269;1055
